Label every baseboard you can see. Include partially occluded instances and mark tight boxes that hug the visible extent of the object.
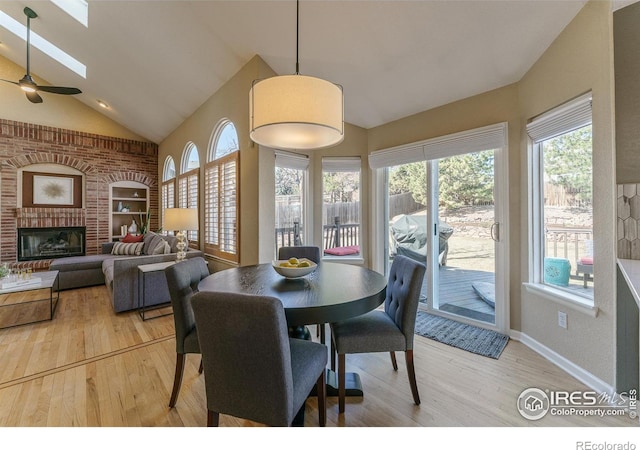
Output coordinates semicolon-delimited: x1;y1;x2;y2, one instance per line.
509;329;615;395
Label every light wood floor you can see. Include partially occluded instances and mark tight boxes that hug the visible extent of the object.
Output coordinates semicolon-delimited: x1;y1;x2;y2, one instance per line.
0;285;636;429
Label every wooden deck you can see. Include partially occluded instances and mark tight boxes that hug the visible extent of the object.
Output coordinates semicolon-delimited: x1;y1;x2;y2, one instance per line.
419;264;595;324
419;265;496;324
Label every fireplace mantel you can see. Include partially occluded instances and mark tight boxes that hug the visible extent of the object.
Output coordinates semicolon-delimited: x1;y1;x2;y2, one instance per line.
16;208;86;229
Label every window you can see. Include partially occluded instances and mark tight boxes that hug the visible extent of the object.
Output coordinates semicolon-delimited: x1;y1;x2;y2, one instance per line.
205;120;240;263
178;142;200;246
161;156;176;235
275;151;309;255
527;92;593;302
322;157;361;259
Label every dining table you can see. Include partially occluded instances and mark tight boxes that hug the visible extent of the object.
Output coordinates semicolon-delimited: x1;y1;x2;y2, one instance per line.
197;261;387;397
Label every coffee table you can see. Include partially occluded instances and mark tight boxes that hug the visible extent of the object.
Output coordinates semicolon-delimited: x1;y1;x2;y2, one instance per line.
0;270;59;329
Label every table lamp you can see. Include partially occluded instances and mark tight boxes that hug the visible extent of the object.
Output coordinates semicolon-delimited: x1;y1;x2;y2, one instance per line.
164;208;199;262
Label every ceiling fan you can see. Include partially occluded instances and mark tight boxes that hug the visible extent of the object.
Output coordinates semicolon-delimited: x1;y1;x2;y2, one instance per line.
0;7;81;103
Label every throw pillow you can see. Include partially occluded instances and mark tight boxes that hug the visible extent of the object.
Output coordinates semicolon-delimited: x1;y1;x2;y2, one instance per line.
143;232;165;255
163;235;190;253
122;233;143;243
323;245;360;256
143;231;158;254
152;240;171;255
111;242;144;256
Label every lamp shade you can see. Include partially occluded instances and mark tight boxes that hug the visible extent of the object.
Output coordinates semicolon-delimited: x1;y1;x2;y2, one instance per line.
164;208;199;231
249;74;344;150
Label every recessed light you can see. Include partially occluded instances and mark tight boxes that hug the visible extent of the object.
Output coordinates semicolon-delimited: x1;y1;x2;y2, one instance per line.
97;100;109;109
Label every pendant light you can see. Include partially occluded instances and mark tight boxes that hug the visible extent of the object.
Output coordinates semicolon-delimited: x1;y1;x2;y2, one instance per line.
249;0;344;150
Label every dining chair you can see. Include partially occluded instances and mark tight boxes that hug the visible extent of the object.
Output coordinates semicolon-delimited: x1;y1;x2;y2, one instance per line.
278;245;321;264
330;254;426;414
164;256;210;408
191;291;328;427
278;246;325;341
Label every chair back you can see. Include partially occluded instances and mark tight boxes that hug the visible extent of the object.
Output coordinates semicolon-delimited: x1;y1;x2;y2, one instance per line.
384;255;426;350
191;291;296;426
165;257;210;353
278;246;321;264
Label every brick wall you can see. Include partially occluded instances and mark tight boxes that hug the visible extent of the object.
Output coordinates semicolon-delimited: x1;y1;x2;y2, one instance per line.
0;119;158;266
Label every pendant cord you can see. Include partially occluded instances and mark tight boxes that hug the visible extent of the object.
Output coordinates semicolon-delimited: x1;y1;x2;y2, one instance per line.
295;0;300;74
26;16;31;75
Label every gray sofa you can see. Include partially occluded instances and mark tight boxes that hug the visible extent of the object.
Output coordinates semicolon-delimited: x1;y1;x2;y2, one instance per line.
49;232;204;313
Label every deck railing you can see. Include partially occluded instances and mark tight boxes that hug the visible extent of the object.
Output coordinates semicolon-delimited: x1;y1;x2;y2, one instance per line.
544;226;593;263
275;221;302;250
323;216;360;249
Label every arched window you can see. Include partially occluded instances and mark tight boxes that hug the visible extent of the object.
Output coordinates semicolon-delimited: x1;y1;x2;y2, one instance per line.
178;142;200;246
161;156;176;234
204;120;240;262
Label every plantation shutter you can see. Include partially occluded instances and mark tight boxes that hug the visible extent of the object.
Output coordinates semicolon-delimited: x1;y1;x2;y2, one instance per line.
178;168;199;243
161;179;175;234
204;152;239;262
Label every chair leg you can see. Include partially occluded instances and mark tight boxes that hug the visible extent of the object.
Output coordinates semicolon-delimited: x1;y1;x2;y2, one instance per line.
198;357;204;374
405;350;420;405
330;339;336;372
207;410;219;427
317;370;326;426
169;353;186;408
338;353;346;413
319;324;325;344
390;351;398;371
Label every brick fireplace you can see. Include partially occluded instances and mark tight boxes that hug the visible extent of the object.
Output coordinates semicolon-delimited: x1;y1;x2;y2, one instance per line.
0;119;159;270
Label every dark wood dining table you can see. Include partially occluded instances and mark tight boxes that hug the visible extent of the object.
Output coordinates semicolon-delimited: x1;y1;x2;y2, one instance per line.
197;261;387;397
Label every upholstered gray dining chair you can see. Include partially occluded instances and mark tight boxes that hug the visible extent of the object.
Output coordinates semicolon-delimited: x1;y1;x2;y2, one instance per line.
278;246;321;264
330;255;426;414
165;256;210;408
278;246;325;341
191;291;328;427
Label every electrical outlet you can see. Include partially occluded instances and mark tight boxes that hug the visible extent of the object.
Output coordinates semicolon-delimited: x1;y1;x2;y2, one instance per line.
558;311;567;329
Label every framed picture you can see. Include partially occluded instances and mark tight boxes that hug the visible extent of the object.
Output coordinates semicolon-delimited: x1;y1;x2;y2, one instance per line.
22;171;83;208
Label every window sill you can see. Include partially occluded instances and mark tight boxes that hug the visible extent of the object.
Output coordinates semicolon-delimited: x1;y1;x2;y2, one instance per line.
523;282;598;317
321;256;364;265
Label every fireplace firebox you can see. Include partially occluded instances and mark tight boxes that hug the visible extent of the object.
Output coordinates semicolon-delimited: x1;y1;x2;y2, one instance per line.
18;227;86;261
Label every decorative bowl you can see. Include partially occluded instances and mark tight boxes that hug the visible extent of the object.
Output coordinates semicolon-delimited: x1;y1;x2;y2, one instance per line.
272;259;318;279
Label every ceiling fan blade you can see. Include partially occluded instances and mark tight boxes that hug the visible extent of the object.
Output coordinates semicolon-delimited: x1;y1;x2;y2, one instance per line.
0;79;20;86
26;91;43;103
36;85;82;95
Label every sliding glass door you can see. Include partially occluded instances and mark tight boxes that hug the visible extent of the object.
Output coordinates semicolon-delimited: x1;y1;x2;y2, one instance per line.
379;123;509;332
428;150;498;325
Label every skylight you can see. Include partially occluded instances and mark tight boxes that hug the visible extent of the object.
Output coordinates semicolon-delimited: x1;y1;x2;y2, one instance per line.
50;0;88;27
0;10;86;78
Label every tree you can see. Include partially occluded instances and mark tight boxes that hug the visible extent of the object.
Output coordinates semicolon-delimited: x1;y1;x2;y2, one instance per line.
438;151;494;209
543;125;592;204
323;171;359;203
388;162;427;205
275;167;302;196
388;152;495;210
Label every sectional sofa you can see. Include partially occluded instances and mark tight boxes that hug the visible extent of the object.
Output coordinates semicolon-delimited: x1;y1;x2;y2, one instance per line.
49;231;204;312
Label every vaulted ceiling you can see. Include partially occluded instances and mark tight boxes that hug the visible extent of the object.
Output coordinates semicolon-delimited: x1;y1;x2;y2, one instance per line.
0;1;596;144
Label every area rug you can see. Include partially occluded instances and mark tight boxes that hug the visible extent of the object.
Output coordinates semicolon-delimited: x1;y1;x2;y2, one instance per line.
414;311;509;359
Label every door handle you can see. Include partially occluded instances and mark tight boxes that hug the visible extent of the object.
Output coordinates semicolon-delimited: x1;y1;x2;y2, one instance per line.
491;223;499;242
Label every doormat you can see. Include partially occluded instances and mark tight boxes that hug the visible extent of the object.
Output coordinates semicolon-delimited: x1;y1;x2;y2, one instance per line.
439;303;495;324
414;311;509;359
